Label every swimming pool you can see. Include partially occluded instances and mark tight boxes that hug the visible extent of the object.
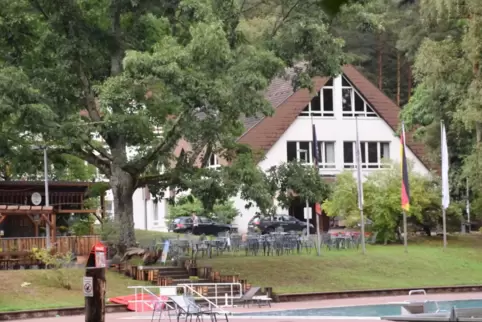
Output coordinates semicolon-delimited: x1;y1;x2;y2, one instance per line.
236;299;482;317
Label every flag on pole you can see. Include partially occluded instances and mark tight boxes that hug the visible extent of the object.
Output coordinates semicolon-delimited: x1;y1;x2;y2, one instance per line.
312;124;322;216
400;123;410;211
441;122;450;209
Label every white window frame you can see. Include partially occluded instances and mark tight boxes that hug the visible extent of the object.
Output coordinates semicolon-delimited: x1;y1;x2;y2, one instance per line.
207;154;221;169
343;141;390;169
152;201;159;226
342;76;377;118
291;141;336;169
299;83;335;118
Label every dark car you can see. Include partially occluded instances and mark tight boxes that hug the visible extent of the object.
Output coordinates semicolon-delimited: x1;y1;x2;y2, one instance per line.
168;216;231;236
248;214;315;235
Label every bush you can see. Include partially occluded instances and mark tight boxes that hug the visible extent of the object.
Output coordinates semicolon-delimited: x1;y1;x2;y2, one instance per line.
31;248;74;290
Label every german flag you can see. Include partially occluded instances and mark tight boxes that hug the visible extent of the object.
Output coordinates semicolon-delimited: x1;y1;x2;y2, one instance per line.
401;123;410;211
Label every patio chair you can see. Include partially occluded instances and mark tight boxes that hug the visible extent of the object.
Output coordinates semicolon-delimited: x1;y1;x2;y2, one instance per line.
239;286;271;308
151;286;177;322
169;295;229;322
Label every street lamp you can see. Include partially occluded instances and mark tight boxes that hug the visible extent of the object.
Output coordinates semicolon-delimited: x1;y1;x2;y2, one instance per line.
32;145;50;249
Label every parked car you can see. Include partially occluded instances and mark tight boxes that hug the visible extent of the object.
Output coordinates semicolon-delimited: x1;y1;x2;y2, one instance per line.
248;214;315;235
168;216;232;235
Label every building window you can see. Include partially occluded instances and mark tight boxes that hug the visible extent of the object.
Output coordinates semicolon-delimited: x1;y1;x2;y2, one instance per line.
152;201;159;225
286;141;336;168
343;141;390;169
206;153;221;169
342;76;377;118
104;200;114;217
300;79;334;117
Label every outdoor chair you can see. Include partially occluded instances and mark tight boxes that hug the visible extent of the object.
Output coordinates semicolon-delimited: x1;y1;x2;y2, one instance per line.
151;286;177;322
240;286;270;308
169;295;229;322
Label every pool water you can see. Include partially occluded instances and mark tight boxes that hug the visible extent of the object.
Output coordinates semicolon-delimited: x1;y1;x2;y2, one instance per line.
237;299;482;317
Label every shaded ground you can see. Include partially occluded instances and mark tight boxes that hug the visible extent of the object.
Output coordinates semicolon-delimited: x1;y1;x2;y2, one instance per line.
0;269;149;312
198;234;482;294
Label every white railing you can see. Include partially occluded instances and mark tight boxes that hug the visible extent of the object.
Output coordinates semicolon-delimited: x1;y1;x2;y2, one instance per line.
179;282;243;308
126;282;242;314
409;289;427;296
127;285;182;314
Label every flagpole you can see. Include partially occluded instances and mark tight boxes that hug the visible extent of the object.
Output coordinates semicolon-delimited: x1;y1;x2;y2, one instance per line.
441;122;448;249
310;115;321;256
355;116;366;254
467;178;471;233
402;122;408;253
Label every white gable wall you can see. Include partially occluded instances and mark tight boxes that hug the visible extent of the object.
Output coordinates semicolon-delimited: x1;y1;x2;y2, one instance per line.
233;74;430;233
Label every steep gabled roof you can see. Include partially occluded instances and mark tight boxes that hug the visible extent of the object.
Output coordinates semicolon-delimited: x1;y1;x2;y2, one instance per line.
238;76;329;151
238;65;432;171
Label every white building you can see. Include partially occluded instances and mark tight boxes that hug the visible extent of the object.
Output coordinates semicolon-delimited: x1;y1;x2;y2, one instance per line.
230;65;432;233
109;65;432;233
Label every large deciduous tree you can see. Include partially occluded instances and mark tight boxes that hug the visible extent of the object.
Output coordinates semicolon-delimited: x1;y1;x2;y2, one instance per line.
0;0;345;250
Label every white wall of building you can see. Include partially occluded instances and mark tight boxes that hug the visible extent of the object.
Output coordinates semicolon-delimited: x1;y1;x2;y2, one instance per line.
233;74;430;233
104;187;169;232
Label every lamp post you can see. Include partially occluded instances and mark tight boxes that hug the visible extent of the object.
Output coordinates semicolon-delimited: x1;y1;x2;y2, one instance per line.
33;145;50;249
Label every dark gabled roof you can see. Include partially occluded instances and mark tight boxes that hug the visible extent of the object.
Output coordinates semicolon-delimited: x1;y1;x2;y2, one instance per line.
238;65;432;171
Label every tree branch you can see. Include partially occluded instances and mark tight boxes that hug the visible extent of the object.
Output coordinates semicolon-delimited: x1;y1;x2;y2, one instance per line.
78;63;102;123
127;113;186;174
51;146;111;177
110;0;123;76
271;0;302;37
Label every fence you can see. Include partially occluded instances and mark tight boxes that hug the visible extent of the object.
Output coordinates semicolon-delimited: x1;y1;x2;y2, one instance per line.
0;235;100;255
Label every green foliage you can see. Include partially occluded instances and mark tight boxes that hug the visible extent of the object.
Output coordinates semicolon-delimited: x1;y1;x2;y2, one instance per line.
98;217;121;245
275;161;331;209
168;195;239;224
0;0;346;248
322;171;359;225
324;162;459;241
70;215;96;236
31;248;74;290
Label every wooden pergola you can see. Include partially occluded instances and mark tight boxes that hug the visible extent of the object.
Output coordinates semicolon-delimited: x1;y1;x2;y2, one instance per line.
0;205;55;241
0;181;104;242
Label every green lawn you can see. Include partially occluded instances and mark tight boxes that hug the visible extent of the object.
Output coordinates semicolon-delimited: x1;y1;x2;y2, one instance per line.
197;235;482;294
0;269;149;312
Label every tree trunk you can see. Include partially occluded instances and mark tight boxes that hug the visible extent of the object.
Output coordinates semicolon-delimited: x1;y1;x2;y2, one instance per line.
397;52;401;106
407;65;412;101
377;33;383;90
110;166;137;254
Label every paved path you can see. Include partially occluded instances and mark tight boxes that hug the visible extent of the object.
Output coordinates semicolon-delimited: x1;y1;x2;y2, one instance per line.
16;292;482;322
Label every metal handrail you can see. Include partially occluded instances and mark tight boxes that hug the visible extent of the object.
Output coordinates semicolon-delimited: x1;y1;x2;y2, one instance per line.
127;285;181;313
409;289;427;296
179;282;243;308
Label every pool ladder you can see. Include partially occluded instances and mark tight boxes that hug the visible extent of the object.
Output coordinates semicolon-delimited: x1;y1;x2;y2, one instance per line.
408;289;443;313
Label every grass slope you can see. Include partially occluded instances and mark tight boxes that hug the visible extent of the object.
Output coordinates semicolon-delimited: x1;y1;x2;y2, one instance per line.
198;235;482;294
0;269;149;312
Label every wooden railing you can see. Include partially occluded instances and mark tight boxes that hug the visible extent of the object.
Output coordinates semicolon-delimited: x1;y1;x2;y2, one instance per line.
0;235;100;255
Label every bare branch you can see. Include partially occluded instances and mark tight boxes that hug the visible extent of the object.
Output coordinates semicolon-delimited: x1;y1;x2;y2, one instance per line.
127;113;186;174
271;0;302;37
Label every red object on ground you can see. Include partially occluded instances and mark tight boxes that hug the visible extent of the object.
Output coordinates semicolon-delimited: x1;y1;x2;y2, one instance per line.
109;294;168;312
